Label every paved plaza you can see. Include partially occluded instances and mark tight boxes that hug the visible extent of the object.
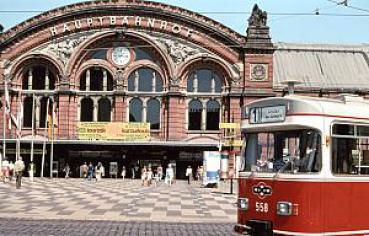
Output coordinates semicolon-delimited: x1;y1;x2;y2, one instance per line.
0;178;237;223
0;218;239;236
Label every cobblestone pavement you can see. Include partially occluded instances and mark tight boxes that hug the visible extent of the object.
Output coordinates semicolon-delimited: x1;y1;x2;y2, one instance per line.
0;178;237;223
0;218;239;236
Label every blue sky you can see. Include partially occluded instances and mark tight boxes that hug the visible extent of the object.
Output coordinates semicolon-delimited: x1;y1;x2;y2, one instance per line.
1;0;369;44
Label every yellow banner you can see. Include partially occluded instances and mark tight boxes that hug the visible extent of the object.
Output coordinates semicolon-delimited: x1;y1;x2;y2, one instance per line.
78;122;150;141
219;123;240;129
223;140;243;147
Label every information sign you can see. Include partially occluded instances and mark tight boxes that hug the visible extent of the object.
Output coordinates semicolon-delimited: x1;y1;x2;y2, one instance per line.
249;105;286;124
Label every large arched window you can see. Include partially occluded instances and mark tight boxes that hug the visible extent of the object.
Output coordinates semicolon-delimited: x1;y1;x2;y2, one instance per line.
206;100;220;130
147;98;160;130
23;97;34;127
98;98;111;122
187;69;222;93
80;98;93;122
80;68;113;91
129;98;143;122
22;66;56;90
128;67;163;92
188;100;203;130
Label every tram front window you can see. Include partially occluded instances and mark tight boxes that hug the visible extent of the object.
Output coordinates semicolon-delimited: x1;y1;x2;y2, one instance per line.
243;129;322;173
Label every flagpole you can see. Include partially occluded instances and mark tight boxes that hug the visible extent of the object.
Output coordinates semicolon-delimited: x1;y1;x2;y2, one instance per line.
41;97;49;178
1;77;7;168
30;94;35;164
16;90;22;161
50;97;54;178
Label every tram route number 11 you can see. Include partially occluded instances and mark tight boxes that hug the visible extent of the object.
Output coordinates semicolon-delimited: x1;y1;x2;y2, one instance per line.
255;202;269;213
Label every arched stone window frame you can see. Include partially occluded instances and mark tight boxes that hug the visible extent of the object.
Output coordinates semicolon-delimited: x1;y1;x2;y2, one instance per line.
128;97;144;122
126;64;165;93
79;97;94;122
206;99;221;131
187;99;203;131
97;97;113;122
186;69;222;94
78;64;114;92
146;97;161;130
78;96;113;122
23;96;35;128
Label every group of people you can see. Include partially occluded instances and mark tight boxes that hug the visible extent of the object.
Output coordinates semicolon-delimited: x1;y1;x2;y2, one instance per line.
0;159;15;182
78;162;105;181
0;157;26;189
140;164;164;186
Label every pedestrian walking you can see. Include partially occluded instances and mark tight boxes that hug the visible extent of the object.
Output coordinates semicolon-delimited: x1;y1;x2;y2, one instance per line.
121;166;126;180
8;161;14;181
81;162;88;178
87;162;94;181
165;164;174;187
157;164;163;181
28;161;36;182
14;157;25;189
131;166;135;179
141;166;148;186
1;159;9;182
63;163;70;178
95;162;104;181
147;167;153;185
186;166;193;185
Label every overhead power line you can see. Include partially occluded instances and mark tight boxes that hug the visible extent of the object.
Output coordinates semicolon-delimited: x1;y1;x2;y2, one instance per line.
326;0;369;13
0;10;369;17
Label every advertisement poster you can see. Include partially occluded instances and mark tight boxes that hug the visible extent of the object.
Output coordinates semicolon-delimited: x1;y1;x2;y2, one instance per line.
203;151;220;186
77;122;150;141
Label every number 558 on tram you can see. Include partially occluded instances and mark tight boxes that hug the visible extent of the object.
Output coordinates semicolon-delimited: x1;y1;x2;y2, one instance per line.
235;95;369;236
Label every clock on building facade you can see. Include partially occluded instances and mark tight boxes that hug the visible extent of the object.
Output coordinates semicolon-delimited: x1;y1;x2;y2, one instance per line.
111;47;131;66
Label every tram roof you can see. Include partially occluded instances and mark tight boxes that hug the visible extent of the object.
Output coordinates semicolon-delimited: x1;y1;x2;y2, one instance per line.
246;95;369;120
273;43;369;91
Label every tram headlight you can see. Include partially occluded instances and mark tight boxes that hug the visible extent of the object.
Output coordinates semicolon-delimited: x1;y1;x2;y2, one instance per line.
277;201;293;216
238;198;249;210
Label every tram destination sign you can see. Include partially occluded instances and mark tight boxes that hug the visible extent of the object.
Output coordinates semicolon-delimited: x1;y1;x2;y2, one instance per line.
249;105;286;124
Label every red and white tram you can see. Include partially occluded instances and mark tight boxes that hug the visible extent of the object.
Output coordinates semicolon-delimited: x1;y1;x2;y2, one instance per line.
235;94;369;236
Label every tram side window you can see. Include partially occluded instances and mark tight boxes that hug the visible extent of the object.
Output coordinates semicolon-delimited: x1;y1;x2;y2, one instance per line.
332;137;369;175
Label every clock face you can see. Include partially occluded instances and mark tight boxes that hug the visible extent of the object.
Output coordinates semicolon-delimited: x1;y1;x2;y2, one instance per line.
111;47;131;66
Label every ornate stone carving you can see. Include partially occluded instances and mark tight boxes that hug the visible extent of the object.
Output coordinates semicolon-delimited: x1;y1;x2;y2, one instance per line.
250;64;268;81
156;38;201;64
46;36;87;64
114;70;124;82
248;4;267;27
170;76;181;86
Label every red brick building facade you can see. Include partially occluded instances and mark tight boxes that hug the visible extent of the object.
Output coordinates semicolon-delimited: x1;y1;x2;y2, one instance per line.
2;1;365;178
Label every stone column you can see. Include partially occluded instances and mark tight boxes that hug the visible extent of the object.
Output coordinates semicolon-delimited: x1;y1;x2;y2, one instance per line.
77;98;81;122
45;68;50;90
185;99;189;129
93;98;98;122
201;99;206;130
126;98;131;122
211;76;215;93
193;72;198;93
152;72;156;92
35;97;40;128
28;68;33;90
86;69;90;91
142;98;147;122
103;69;108;91
134;70;139;92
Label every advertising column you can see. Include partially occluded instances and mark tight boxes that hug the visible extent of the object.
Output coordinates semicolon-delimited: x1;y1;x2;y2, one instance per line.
203;151;220;187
